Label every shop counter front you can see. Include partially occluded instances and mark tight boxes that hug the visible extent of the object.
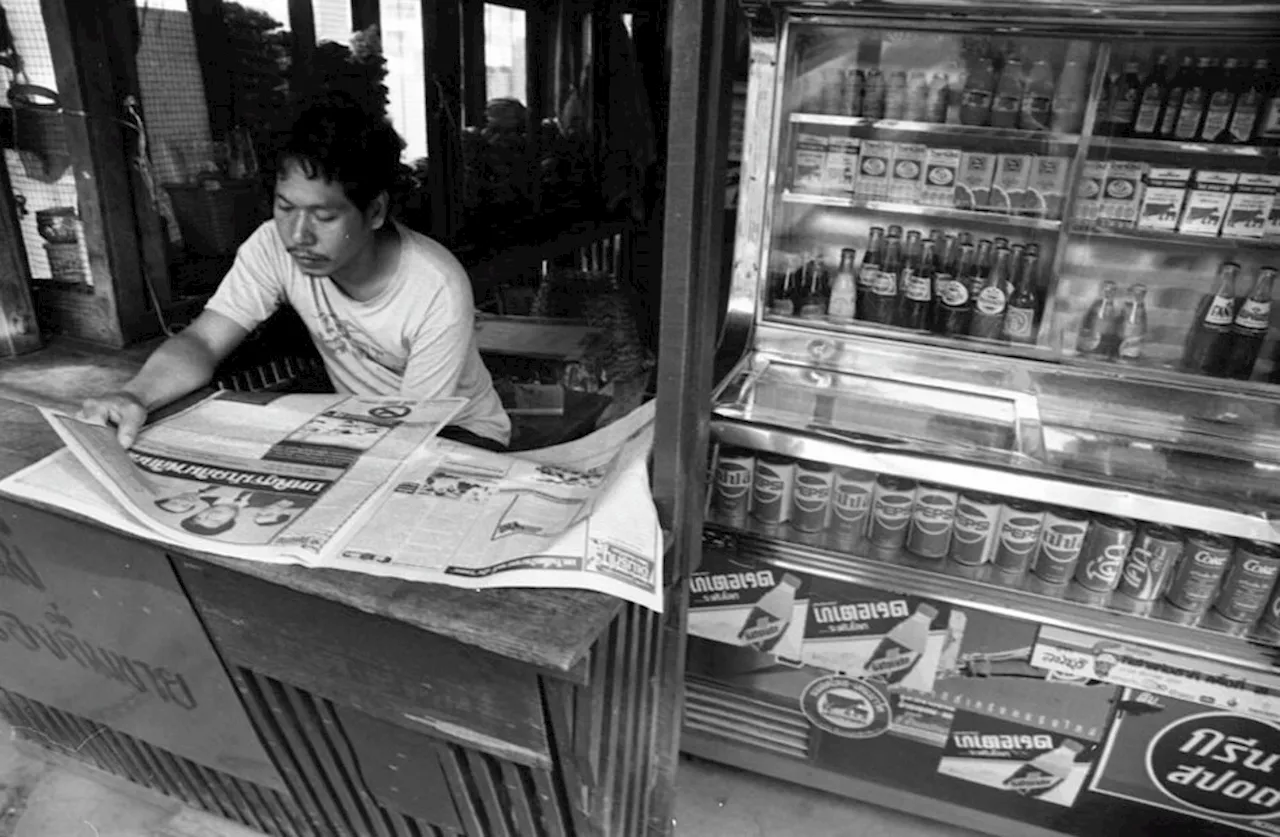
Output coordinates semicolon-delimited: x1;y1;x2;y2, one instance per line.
0;392;676;837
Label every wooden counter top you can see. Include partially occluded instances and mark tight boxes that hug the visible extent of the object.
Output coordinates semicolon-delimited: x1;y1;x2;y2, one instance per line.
0;344;625;681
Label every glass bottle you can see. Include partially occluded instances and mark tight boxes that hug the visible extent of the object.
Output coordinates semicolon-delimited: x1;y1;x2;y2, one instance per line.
969;247;1012;340
1223;266;1276;379
1173;56;1215;140
1182;261;1241;374
1002;253;1040;344
1118;283;1148;363
938;244;977;336
898;239;935;331
1158;54;1196;138
857;227;886;320
865;236;903;325
1131;53;1170;138
1077;281;1119;357
1229;58;1269;144
1200;56;1242;143
827;248;859;323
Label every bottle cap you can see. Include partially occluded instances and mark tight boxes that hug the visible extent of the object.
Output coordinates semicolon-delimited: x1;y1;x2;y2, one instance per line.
916;603;939;620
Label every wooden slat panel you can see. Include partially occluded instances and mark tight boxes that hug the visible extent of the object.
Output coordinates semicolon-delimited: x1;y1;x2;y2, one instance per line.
313;700;399;837
435;743;489;836
530;766;568;837
464;749;513;837
499;760;540;837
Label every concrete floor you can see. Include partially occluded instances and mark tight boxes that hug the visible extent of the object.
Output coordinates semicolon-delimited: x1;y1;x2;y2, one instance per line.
0;719;979;837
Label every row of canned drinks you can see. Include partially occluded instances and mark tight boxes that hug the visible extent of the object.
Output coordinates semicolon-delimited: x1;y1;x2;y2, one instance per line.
710;448;1280;637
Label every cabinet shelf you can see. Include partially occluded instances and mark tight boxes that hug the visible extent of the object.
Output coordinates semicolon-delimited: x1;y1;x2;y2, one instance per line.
1071;222;1280;252
789;112;1082;146
703;523;1280;683
1095;135;1280;160
781;190;1063;231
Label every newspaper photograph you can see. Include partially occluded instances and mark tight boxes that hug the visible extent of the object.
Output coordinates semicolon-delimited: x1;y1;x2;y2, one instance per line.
26;391;464;563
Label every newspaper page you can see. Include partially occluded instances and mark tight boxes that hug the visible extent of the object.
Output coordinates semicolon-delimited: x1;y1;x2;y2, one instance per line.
328;400;664;611
23;391;464;563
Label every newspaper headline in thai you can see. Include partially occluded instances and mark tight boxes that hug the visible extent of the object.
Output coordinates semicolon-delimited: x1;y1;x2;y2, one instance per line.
0;391;663;611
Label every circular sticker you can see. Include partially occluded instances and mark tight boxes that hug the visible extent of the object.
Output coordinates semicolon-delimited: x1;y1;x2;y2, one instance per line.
1146;711;1280;821
861;158;888;176
894;161;921;179
369;405;411;419
800;675;892;739
1106;179;1136;199
927;166;955;186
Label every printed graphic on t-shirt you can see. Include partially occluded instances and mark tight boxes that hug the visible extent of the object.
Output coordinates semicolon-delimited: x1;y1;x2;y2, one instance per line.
315;310;403;374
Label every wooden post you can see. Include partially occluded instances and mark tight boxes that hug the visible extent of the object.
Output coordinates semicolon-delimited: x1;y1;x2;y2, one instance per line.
0;163;42;356
421;0;463;242
187;0;234;140
350;0;380;31
287;0;316;78
460;0;486;126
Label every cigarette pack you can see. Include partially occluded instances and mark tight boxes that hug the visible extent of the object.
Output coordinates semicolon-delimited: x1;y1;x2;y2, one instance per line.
822;135;861;195
1136;167;1192;232
792;129;829;193
1028;155;1071;219
1097;161;1146;229
1178;170;1239;238
921;148;962;208
955;151;996;210
990;154;1032;214
888;143;927;203
855;140;895;200
1072;160;1107;224
1223;173;1280;240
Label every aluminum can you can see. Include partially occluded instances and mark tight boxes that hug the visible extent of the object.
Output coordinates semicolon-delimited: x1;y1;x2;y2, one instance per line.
1213;540;1280;625
790;461;834;533
1165;531;1233;614
866;475;916;548
828;468;876;546
750;453;795;525
991;500;1044;574
1074;516;1137;593
947;492;1002;566
1115;524;1184;602
710;447;754;523
906;483;957;559
1029;508;1090;586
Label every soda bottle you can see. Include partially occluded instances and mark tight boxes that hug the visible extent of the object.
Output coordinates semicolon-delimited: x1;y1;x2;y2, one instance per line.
1158;54;1196;138
827;247;859;323
884;69;908;119
1077;281;1120;358
1201;56;1242;143
926;73;950;123
863;603;938;684
857;227;886;319
1051;47;1090;133
1006;244;1026;297
1118;283;1148;363
1102;57;1142;136
863;69;886;119
905;71;930;121
1173;56;1216;140
1223;266;1276;379
1261;61;1280;145
970;247;1012;340
887;224;904;241
1131;53;1170;138
842;68;865;117
865;236;902;325
974;239;994;279
938;244;977;336
767;252;801;316
798;253;829;319
1229;58;1269;143
898;239;936;331
1002;740;1085;798
737;573;802;652
991;55;1025;129
960;59;996;126
1183;261;1241;375
1020;59;1056;132
1002;253;1040;344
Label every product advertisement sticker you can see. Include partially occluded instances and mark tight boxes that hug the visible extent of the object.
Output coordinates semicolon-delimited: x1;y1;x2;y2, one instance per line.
1031;626;1280;723
937;710;1095;807
688;552;808;664
800;674;893;739
1092;689;1280;834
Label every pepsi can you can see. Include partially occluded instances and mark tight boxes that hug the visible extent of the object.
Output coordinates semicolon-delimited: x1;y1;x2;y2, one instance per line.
710;447;754;524
829;468;876;549
1074;516;1136;593
947;492;1002;566
750;454;795;526
790;461;834;533
907;483;957;559
867;475;916;548
1165;532;1233;615
1113;525;1183;613
991;500;1044;577
1029;508;1089;587
1213;540;1280;626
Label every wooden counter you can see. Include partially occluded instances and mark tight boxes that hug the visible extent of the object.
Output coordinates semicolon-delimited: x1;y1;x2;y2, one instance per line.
0;345;680;837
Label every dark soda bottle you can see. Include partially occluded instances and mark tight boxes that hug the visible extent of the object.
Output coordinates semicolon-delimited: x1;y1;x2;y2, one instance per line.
1077;281;1120;358
856;227;886;320
798;253;829;319
1173;56;1215;140
1002;253;1040;343
1102;57;1143;136
1201;57;1242;143
937;244;977;336
1132;53;1170;138
1223;266;1276;379
969;247;1012;340
864;236;903;325
1229;58;1269;143
898;240;935;331
974;239;994;279
1158;54;1195;138
1183;261;1241;375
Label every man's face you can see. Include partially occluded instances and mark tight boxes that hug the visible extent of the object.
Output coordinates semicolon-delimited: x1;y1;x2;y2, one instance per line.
192;505;239;529
273;161;382;278
158;493;201;514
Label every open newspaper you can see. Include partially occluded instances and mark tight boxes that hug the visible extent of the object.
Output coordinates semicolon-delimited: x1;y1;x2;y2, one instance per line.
1;391;663;610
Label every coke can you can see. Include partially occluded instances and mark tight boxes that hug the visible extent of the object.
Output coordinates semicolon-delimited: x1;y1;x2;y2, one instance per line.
991;500;1044;576
1074;516;1137;593
947;492;1002;566
1165;532;1233;614
1114;525;1184;610
829;468;876;548
750;453;795;525
1030;508;1089;586
1256;564;1280;639
907;483;957;559
710;447;754;524
1213;540;1280;625
866;475;916;548
790;461;834;533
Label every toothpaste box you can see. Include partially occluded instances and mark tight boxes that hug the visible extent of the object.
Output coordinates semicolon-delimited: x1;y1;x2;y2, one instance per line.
822;135;861;195
1178;170;1239;237
855;140;895;200
888;143;927;203
955;151;996;210
921;148;962;207
1028;155;1071;219
1136;166;1192;232
1098;161;1147;229
1223;173;1280;240
991;153;1032;214
792;129;829;193
1072;160;1107;224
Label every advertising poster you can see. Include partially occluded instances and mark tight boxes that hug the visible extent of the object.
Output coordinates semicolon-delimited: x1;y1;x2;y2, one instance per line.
1092;689;1280;835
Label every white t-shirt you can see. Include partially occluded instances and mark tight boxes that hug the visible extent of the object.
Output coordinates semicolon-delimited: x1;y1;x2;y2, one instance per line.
205;221;511;445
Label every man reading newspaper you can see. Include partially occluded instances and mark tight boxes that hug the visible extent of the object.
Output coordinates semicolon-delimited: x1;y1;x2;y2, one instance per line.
79;93;510;451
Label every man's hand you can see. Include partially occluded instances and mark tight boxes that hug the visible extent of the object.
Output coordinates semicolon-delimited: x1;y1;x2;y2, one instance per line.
78;392;148;448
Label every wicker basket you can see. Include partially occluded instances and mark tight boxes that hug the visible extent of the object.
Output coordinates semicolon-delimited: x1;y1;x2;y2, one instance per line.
8;84;71;183
45;242;87;285
165;180;266;257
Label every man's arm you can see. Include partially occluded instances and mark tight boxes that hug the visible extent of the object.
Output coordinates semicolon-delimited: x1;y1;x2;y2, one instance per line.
79;310;251;447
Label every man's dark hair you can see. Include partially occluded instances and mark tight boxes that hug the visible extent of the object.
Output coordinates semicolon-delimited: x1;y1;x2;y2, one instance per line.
276;92;406;211
181;512;237;536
